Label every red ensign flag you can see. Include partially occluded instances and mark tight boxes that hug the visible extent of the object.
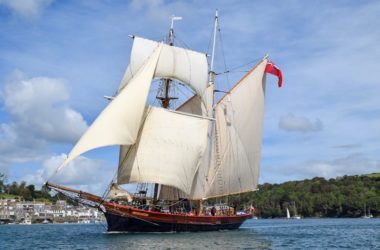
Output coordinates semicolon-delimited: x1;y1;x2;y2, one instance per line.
265;61;283;87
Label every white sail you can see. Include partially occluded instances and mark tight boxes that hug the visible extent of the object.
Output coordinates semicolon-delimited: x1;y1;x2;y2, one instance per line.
118;36;209;99
188;140;212;199
177;95;203;115
159;185;187;200
117;107;209;195
204;59;267;198
56;44;163;171
176;84;214;117
107;183;133;202
156;85;214;200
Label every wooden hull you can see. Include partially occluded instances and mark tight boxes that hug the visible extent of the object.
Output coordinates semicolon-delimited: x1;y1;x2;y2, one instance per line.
103;202;251;232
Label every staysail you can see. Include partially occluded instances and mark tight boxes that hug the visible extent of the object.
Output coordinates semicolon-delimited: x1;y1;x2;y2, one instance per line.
56;44;163;171
117;107;209;195
118;36;209;100
176;95;203;115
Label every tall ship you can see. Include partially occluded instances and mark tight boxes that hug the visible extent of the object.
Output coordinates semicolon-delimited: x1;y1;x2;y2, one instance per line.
46;12;282;232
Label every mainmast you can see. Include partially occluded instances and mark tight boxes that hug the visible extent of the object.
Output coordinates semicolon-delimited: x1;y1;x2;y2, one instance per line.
152;15;182;205
194;10;219;214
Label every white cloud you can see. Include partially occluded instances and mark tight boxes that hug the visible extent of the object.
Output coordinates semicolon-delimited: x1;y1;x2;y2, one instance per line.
261;153;380;184
278;113;323;133
303;154;380;180
22;154;113;195
0;0;53;18
0;70;87;173
2;70;88;144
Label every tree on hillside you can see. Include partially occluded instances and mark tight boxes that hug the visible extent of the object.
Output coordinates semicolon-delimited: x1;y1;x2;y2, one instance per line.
0;173;5;193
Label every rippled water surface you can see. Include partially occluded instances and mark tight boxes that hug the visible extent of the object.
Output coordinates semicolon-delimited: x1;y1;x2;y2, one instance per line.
1;219;379;249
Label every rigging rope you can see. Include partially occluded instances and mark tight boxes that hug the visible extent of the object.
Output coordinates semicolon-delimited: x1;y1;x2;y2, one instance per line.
217;24;231;90
175;35;191;50
218;57;263;75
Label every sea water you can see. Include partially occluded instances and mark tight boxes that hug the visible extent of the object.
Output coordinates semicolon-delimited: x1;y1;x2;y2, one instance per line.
1;219;379;249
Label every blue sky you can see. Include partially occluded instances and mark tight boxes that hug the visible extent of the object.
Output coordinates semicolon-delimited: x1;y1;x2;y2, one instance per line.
0;0;379;194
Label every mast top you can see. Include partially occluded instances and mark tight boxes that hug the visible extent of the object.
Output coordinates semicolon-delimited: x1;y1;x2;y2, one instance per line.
209;9;219;84
169;15;182;46
170;15;182;30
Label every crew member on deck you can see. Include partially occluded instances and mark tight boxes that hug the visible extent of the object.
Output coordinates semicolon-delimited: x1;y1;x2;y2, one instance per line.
211;206;216;216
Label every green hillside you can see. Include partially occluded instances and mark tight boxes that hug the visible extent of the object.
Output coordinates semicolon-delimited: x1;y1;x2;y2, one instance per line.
237;174;380;218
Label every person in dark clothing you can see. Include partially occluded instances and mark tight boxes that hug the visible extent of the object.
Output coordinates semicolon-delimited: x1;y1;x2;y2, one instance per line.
233;201;238;215
211;206;216;216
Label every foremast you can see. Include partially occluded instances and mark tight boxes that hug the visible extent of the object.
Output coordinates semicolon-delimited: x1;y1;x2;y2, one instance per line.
152;15;182;205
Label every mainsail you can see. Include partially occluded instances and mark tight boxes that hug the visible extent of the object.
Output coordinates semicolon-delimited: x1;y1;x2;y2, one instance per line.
190;59;268;199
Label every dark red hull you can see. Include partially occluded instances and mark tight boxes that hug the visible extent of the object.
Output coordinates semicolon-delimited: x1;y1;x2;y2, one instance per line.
103;202;251;232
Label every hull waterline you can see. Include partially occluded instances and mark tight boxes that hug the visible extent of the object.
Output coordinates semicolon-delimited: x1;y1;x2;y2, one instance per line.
104;211;248;232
